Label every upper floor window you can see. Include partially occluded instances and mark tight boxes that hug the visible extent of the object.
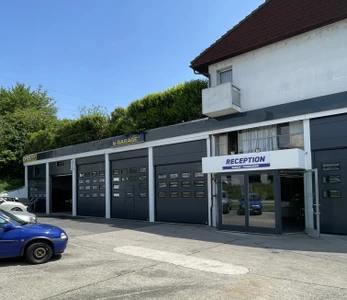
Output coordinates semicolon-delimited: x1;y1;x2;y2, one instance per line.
215;121;304;156
219;69;232;85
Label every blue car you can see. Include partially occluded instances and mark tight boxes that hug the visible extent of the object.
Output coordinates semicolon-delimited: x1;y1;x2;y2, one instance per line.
0;209;68;264
237;193;263;215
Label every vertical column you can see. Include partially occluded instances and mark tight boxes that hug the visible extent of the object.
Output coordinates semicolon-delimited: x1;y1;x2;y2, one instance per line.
303;119;314;231
24;165;29;199
206;137;212;226
211;135;217;227
105;153;111;219
303;119;312;169
148;147;155;222
45;163;50;214
71;158;77;216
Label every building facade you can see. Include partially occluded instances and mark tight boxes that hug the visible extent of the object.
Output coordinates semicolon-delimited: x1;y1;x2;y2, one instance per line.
24;0;347;237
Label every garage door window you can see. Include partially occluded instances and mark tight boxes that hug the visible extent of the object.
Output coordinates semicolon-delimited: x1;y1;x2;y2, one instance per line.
182;192;192;198
195;192;205;198
169;182;178;188
194;180;205;187
130;168;137;174
323;176;341;183
322;163;340;171
139;167;147;173
182;172;191;179
182;181;191;188
323;190;341;198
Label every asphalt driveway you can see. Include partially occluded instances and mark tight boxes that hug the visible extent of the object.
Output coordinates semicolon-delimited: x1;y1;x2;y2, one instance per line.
1;215;347;300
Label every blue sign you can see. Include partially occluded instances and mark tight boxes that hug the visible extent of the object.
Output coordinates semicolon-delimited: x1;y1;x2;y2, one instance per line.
222;154;270;170
110;133;145;147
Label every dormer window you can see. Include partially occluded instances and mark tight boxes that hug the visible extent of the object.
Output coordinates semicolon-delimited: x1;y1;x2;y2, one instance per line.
219;69;232;85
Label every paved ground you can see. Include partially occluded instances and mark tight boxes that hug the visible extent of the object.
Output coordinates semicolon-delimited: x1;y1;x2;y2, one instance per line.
1;216;347;300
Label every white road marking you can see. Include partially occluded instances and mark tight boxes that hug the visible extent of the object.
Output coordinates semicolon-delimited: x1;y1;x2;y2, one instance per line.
113;246;249;275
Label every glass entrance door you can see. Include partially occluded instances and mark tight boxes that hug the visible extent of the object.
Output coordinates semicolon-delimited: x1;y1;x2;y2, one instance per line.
248;174;276;229
221;174;245;228
219;172;278;233
304;169;320;238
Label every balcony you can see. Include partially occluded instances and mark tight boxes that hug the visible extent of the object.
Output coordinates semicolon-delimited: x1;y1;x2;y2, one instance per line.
202;82;241;118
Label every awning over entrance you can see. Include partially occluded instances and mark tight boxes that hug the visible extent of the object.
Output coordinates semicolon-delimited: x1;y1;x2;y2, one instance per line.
202;149;306;173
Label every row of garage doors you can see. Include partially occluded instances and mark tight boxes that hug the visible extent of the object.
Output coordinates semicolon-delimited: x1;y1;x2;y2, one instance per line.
75;140;208;225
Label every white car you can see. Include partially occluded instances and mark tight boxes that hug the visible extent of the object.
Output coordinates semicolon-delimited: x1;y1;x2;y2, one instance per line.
0;197;28;212
0;208;37;224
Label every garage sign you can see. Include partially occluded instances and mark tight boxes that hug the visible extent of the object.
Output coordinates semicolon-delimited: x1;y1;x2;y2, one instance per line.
110;132;145;147
23;153;38;163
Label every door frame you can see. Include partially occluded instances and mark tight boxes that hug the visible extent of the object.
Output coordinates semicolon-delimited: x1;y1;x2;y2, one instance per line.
50;173;73;214
304;168;321;238
217;170;281;234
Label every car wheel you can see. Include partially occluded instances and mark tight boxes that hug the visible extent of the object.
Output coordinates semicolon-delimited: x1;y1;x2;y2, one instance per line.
11;207;23;211
25;242;53;264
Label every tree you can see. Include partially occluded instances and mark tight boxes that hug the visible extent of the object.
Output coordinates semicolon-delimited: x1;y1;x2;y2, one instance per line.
109;79;208;135
2;79;207;184
0;83;57;180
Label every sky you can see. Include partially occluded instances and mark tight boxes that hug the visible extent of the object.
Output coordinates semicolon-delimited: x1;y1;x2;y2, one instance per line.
0;0;264;119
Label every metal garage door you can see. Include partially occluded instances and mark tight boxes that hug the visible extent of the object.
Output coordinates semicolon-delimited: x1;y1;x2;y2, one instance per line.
77;163;106;217
314;149;347;234
155;162;208;224
111;157;149;221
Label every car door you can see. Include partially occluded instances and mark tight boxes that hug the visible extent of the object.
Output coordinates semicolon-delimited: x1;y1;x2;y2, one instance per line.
0;217;20;258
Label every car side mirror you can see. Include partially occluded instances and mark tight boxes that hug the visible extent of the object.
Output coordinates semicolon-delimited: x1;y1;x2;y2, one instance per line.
3;223;16;231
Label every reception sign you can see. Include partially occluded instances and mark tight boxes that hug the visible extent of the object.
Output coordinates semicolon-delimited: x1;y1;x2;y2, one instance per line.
223;154;270;170
202;149;306;174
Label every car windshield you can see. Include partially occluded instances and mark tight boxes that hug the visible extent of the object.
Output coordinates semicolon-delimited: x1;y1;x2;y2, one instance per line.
0;208;27;226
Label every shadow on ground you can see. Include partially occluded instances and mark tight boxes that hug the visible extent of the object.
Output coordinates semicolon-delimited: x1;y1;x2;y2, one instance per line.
35;213;347;255
0;254;62;267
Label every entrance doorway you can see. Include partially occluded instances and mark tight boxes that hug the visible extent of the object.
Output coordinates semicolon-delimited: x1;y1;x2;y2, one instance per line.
280;172;305;233
51;175;72;213
220;172;277;233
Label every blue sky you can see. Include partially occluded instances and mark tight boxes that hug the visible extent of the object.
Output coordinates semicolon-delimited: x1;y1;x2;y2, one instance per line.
0;0;264;119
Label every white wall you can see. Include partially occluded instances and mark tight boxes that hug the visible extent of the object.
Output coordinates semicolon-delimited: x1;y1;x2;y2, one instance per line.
0;187;27;199
208;19;347;112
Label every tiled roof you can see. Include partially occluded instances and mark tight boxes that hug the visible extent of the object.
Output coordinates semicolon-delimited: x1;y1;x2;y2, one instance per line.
190;0;347;73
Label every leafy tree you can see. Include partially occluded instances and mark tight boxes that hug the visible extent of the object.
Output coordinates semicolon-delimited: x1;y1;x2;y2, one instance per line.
109;79;207;135
0;83;57;180
2;79;207;187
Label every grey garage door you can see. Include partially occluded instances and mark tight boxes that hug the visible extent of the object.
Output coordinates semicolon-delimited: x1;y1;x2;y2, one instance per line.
155;162;208;224
111;157;149;221
77;163;106;217
314;149;347;234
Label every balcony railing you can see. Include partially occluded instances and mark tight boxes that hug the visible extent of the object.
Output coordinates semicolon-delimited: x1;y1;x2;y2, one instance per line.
202;82;241;118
